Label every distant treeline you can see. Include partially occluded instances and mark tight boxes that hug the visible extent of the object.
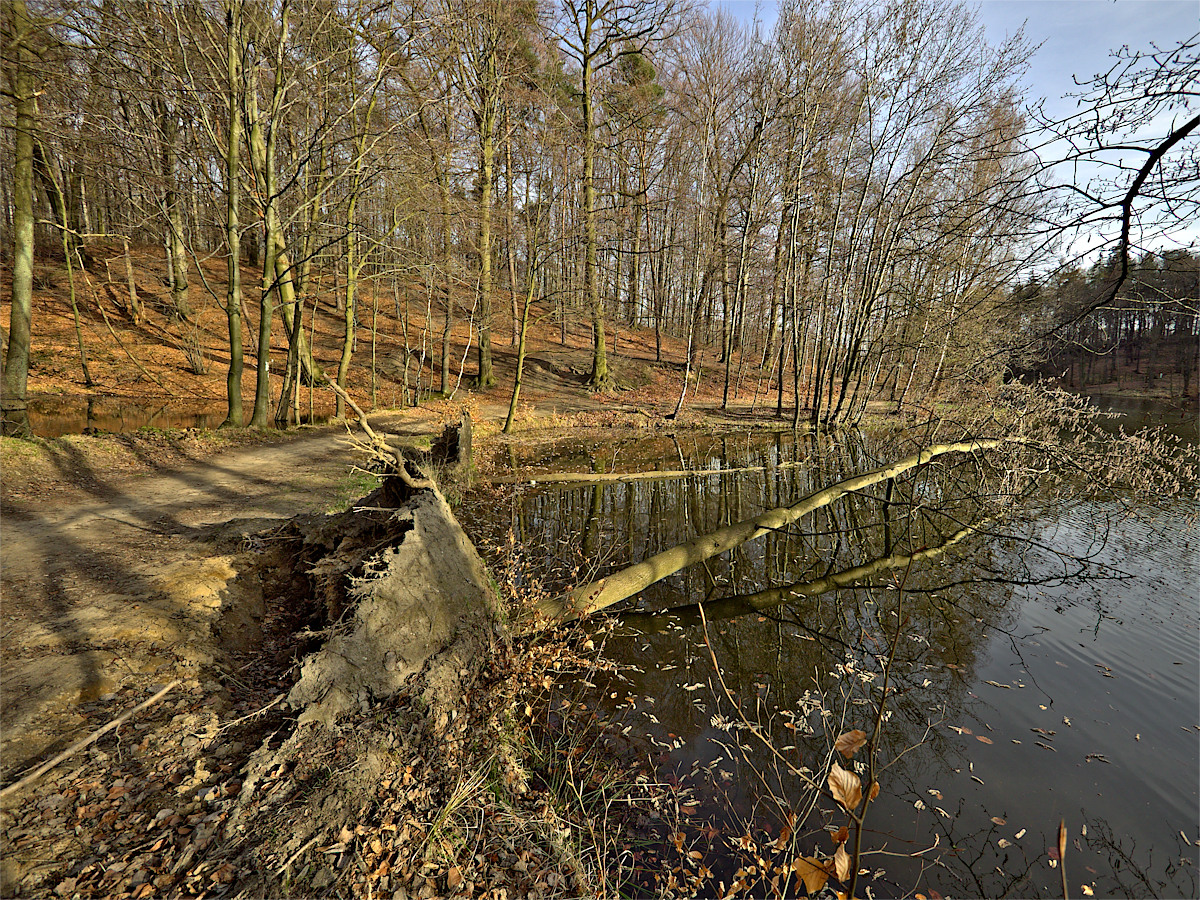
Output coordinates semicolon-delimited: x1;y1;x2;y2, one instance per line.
1010;250;1199;396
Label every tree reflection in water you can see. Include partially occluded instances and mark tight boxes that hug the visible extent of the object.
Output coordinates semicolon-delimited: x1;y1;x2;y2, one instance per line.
461;421;1198;897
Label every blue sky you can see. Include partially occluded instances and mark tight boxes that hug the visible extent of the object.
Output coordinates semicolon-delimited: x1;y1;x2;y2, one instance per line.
714;1;1198;114
973;1;1197;117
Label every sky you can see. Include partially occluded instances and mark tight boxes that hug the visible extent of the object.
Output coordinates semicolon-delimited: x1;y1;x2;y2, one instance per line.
713;0;1197;115
714;0;1199;256
972;0;1197;119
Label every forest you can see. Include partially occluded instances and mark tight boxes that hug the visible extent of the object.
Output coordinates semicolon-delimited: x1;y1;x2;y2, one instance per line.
2;0;1193;437
2;2;1199;899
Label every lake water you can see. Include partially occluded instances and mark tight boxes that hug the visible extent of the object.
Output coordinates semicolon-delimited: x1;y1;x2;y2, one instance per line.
465;422;1199;898
25;394;329;437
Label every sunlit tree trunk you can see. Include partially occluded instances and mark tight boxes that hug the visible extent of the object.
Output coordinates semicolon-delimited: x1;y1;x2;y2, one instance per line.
2;0;35;436
220;0;244;428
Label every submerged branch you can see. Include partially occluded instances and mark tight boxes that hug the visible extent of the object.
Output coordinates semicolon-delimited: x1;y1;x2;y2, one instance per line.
534;439;1015;624
633;520;988;625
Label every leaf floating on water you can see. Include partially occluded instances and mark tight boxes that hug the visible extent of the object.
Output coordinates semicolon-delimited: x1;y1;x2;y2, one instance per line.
828;763;863;812
998;839;1012;848
1015;828;1027;840
928;789;944;800
991;817;1007;826
1084;753;1110;764
983;680;1012;689
1063;716;1072;726
681;683;704;692
1081;886;1094;896
1039;704;1048;710
977;735;994;744
971;775;985;785
1031;728;1056;737
1035;741;1057;752
835;729;868;758
949;725;973;735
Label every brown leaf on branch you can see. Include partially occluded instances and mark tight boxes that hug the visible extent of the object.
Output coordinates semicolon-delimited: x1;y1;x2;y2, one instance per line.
868;781;880;802
835;729;868;758
828;763;863;812
833;844;852;882
791;856;831;895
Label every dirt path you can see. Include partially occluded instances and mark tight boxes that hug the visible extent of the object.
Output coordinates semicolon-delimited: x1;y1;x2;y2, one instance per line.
0;408;463;778
0;365;750;781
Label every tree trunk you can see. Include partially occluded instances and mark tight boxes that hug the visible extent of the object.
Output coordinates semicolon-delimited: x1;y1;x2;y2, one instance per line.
476;59;496;388
221;0;244;428
582;55;607;387
2;0;35;436
160;102;191;320
535;439;1010;623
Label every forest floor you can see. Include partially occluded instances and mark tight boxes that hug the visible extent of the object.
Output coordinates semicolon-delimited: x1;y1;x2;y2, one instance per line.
1;245;802;898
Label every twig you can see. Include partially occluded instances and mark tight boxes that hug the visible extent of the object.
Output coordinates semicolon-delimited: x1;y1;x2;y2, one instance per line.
1058;818;1069;900
0;680;179;802
278;835;322;876
215;693;286;735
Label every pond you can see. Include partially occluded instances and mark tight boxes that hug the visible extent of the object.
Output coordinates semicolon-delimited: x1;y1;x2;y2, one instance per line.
25;394;330;437
464;422;1199;898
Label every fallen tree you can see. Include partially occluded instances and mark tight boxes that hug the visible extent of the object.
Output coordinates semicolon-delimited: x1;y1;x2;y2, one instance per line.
534;439;1012;624
490;459;809;485
623;519;989;628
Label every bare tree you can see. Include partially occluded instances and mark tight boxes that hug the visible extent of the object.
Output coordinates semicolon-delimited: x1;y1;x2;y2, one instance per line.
555;0;678;387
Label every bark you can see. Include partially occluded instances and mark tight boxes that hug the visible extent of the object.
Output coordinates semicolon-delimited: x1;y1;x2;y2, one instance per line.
123;239;142;326
2;0;35;436
158;100;192;320
663;520;986;622
475;47;497;388
503;253;537;433
534;439;1012;623
221;0;244;427
582;52;607;386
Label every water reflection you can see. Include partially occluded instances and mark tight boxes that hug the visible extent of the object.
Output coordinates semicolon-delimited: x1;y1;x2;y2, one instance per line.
26;394;330;437
463;429;1199;898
